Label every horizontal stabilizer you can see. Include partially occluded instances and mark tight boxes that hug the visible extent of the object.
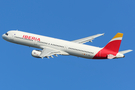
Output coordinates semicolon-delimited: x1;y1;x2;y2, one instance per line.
119;50;133;54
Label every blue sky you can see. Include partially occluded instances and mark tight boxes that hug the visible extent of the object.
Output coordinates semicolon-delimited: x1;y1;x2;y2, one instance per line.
0;0;135;90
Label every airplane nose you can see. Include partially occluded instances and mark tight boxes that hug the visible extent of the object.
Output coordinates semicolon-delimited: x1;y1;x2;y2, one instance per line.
2;34;7;40
2;34;5;38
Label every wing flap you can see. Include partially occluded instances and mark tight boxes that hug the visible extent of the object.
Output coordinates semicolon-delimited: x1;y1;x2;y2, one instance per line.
39;47;69;59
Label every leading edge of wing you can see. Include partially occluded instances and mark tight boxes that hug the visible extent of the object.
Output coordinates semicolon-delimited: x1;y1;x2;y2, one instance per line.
72;33;104;44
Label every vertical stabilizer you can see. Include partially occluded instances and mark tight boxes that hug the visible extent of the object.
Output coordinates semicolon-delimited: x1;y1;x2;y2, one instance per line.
104;33;123;53
93;33;123;59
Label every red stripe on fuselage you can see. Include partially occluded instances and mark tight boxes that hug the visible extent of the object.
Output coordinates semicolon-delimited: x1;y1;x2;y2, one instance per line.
93;40;121;59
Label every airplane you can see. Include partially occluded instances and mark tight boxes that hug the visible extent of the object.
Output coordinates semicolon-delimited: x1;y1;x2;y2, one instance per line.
2;30;132;59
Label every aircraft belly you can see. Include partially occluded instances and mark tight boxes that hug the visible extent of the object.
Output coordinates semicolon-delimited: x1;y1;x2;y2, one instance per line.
66;50;94;59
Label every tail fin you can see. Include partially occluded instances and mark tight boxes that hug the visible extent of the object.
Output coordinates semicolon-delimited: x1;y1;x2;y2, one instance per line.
93;33;131;59
104;33;123;53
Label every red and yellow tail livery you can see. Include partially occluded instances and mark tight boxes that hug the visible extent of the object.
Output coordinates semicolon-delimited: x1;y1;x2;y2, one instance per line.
104;33;123;53
93;33;124;59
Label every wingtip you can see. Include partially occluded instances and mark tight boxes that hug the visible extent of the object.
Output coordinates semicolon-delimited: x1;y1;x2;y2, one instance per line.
102;33;105;36
129;49;133;52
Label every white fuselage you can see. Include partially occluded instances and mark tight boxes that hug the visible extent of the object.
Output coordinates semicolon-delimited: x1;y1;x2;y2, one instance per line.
2;30;102;59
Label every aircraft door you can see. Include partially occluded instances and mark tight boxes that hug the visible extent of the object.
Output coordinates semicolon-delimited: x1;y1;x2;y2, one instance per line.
9;33;15;41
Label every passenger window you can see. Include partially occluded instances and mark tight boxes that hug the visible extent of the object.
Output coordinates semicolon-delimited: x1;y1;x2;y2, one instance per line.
5;33;8;36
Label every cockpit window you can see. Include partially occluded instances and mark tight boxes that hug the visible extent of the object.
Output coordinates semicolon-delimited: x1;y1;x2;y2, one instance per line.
5;33;8;36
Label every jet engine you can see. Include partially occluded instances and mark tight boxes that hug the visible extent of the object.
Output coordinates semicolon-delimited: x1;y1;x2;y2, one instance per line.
31;50;42;58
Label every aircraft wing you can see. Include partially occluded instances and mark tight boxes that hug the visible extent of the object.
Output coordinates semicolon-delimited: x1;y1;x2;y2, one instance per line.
39;47;69;59
72;33;104;44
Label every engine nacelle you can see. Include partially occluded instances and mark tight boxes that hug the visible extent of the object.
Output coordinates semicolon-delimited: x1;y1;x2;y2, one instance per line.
31;50;42;58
